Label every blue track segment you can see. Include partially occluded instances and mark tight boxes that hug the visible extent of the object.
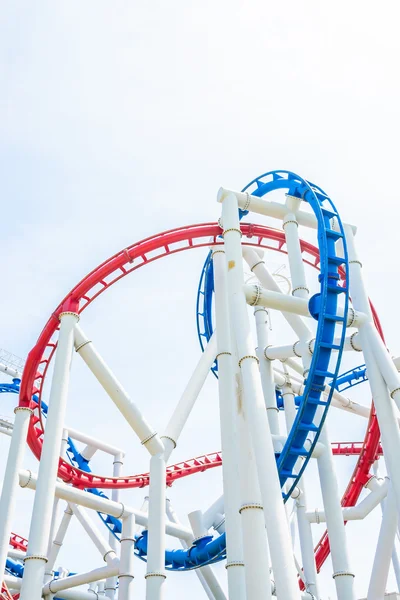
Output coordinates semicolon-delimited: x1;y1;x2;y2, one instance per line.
196;170;350;500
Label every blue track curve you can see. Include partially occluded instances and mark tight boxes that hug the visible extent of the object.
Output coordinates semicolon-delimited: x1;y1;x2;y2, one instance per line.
196;170;350;499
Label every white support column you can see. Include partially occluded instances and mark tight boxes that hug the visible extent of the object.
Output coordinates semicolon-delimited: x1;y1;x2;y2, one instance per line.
344;225;400;511
317;425;356;600
162;333;217;461
145;454;166;600
237;404;272;600
220;191;300;600
74;325;164;456
281;377;320;600
283;196;309;301
367;485;398;600
105;453;124;599
254;307;280;435
118;514;135;600
0;405;32;579
213;248;246;599
20;310;79;600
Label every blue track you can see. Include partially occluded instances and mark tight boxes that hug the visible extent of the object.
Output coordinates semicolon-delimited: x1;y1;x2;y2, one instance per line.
0;170;355;575
196;170;350;499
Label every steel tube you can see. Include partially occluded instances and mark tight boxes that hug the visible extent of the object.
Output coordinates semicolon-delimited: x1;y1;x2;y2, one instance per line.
4;576;97;600
283;202;309;300
74;325;164;456
0;406;31;579
118;514;135;600
222;192;300;599
162;333;217;460
243;247;311;340
254;307;280;434
46;505;74;574
367;486;398;600
19;311;79;600
317;426;356;599
43;565;118;594
105;454;123;599
71;504;118;565
18;469;192;541
213;249;246;599
145;454;167;600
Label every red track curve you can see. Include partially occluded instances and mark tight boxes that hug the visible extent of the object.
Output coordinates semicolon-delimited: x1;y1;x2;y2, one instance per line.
18;221;382;575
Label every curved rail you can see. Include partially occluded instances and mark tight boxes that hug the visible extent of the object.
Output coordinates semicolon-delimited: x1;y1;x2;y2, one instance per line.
197;170;349;498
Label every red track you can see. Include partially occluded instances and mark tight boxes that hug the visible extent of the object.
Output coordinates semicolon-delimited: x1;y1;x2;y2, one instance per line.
18;221;382;575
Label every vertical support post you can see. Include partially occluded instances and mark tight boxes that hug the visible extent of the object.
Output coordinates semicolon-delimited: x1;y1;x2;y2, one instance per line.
213;248;246;599
237;406;272;600
105;453;124;599
344;225;400;511
220;192;300;600
253;307;280;435
283;197;309;301
367;485;398;599
118;514;135;600
317;425;355;599
0;405;32;580
19;310;79;600
145;454;166;600
281;378;320;599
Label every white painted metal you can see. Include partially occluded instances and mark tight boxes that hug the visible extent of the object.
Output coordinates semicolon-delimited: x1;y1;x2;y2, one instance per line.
118;515;135;600
162;333;217;461
74;325;164;456
145;454;167;599
19;311;79;600
213;248;246;600
221;191;300;599
367;486;398;600
0;406;31;579
317;425;356;600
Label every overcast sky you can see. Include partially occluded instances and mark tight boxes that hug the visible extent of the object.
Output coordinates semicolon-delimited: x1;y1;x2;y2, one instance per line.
1;2;400;598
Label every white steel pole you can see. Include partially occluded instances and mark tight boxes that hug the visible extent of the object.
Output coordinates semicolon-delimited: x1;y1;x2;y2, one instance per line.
145;454;166;600
317;424;356;600
367;485;398;600
281;379;319;599
344;225;400;510
46;505;74;574
253;307;280;435
213;248;246;599
71;504;118;566
105;453;123;599
19;310;79;600
0;405;32;580
162;333;217;461
220;191;300;599
283;197;309;300
237;404;272;600
43;566;119;595
165;499;224;600
74;325;164;456
118;514;135;600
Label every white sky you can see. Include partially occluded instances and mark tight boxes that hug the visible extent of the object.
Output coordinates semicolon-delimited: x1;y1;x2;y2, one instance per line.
1;2;400;599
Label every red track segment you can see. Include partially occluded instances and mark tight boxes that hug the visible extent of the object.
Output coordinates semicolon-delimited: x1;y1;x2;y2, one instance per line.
20;222;330;489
